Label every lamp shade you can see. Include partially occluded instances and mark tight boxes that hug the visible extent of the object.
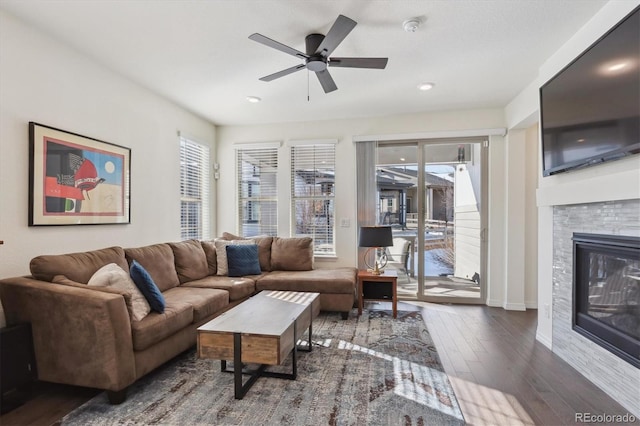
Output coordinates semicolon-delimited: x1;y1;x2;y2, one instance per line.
358;226;393;248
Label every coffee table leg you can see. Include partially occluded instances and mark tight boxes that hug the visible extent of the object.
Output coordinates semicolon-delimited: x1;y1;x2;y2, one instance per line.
234;333;242;399
292;320;297;379
296;307;313;353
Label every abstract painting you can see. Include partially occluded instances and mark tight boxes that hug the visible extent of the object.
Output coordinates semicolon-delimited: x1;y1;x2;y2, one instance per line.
29;122;131;225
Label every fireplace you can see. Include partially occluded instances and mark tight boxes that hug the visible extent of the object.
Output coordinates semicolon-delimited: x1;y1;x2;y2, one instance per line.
572;233;640;368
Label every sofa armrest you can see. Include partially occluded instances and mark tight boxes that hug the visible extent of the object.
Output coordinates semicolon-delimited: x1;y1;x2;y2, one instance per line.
0;276;136;392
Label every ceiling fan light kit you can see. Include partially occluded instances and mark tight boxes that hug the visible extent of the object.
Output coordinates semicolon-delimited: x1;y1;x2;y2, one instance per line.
249;15;388;94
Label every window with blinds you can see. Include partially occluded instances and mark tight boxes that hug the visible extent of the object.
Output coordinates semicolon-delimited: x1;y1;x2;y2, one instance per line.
291;143;336;255
236;147;278;237
180;136;210;240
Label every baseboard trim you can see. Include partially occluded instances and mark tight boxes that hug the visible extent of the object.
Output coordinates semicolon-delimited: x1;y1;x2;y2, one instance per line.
486;299;502;307
503;302;527;311
536;331;552;350
525;300;538;309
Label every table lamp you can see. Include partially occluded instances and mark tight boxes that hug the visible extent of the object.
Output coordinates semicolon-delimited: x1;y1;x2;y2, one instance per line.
359;226;393;275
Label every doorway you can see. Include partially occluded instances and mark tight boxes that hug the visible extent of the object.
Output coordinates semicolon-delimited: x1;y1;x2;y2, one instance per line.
375;139;487;303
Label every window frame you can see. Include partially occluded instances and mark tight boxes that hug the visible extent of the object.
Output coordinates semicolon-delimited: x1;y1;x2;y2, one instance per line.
179;134;211;241
236;143;280;237
290;141;337;256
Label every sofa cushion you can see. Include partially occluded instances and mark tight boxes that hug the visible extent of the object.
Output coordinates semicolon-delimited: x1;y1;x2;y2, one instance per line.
131;297;194;352
125;243;180;292
88;263;151;321
200;241;217;275
169;240;209;284
182;275;257;301
162;287;228;322
30;246;128;283
214;239;255;276
256;268;357;294
221;232;273;272
130;261;165;313
270;237;314;271
226;244;261;277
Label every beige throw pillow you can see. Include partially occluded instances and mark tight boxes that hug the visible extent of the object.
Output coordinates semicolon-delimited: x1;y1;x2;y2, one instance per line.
214;239;255;276
88;263;151;321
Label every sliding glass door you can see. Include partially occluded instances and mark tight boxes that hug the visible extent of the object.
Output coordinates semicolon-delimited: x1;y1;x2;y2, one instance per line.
375;139;486;303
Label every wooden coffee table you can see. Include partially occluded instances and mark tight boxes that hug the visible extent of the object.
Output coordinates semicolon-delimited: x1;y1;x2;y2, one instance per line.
197;290;320;399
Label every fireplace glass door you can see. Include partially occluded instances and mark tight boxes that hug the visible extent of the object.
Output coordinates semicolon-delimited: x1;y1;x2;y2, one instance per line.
573;233;640;367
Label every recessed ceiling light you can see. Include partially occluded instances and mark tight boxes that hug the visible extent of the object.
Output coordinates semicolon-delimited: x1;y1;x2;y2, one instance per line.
400;157;406;161
418;82;435;91
246;96;262;103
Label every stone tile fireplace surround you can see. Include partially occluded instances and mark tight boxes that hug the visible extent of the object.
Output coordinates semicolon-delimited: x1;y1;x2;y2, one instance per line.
553;199;640;416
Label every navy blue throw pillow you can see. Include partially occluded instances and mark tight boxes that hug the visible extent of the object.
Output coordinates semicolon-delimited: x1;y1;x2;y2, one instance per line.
226;244;261;277
130;260;165;313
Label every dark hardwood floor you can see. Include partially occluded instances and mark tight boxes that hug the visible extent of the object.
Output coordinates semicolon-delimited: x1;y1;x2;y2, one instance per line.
1;303;634;425
1;382;98;426
412;301;635;426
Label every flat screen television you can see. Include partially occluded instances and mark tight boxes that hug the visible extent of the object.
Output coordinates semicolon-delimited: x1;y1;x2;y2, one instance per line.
540;6;640;177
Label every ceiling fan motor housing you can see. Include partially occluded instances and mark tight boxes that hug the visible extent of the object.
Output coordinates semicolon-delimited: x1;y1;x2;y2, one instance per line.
305;33;325;55
305;33;328;71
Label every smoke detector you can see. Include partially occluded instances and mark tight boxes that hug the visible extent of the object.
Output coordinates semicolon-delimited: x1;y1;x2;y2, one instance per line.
403;18;421;32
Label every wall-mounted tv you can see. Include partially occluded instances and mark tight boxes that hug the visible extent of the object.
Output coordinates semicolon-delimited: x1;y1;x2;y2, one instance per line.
540;6;639;177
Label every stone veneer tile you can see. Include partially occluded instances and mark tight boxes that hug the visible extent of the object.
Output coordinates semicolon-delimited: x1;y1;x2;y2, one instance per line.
552;199;640;417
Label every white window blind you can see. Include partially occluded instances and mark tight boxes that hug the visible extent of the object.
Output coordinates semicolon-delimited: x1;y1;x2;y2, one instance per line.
291;144;336;255
236;147;278;237
180;136;210;240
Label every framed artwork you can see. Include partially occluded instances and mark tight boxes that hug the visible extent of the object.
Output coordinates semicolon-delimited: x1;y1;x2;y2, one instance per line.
29;122;131;226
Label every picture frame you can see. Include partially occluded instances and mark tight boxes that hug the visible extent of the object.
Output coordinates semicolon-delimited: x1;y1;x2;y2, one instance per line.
29;122;131;226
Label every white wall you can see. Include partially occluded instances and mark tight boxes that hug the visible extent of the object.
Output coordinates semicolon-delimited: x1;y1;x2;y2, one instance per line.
524;125;538;310
0;10;216;279
486;134;507;307
503;129;527;311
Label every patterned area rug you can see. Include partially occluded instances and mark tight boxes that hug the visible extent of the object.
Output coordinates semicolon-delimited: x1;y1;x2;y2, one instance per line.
62;310;464;426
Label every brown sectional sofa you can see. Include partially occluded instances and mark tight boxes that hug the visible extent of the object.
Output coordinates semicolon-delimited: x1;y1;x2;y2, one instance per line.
0;236;356;403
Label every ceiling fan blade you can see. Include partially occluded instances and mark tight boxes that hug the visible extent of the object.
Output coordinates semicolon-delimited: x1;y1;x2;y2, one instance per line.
329;57;389;69
249;33;308;59
315;69;338;93
315;15;357;57
259;64;307;81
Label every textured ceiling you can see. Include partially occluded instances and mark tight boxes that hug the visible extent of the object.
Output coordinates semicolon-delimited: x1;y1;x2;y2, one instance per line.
0;0;608;125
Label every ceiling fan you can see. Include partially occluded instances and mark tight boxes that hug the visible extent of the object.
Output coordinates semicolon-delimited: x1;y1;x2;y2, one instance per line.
249;14;388;93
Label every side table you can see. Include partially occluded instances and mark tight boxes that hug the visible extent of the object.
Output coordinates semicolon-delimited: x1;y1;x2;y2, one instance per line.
1;323;37;413
357;270;398;319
